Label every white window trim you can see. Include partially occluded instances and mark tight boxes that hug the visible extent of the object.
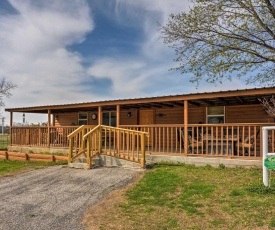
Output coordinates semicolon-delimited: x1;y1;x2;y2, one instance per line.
78;112;88;125
206;106;225;124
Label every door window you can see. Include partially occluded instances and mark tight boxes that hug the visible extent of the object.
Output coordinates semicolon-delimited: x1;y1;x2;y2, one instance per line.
103;111;116;127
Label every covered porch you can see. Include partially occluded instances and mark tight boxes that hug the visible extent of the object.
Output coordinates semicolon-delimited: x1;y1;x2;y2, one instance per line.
6;87;275;159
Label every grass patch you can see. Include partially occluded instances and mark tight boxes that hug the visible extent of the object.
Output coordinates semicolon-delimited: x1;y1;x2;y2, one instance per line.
88;164;275;230
0;134;9;149
28;150;67;156
0;159;66;175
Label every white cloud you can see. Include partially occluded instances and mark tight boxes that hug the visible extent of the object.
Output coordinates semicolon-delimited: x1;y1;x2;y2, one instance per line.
0;0;93;123
0;0;93;110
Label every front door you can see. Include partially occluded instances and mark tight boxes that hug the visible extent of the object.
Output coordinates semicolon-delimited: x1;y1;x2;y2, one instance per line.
139;110;154;146
139;110;154;125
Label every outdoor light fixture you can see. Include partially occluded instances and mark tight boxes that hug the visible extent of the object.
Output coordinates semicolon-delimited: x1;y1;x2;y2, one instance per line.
127;112;132;117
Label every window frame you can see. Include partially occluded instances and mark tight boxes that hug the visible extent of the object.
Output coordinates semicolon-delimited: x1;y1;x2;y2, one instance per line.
78;112;88;125
206;106;225;124
102;111;116;127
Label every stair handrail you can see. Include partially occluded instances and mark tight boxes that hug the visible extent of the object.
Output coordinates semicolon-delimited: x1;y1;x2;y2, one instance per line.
68;125;95;139
83;125;148;168
83;125;148;139
67;125;96;163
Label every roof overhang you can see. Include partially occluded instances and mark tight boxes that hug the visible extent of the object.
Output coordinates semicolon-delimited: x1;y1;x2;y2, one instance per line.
5;87;275;114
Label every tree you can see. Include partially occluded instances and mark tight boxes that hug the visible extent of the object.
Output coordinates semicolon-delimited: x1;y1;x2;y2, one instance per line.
160;0;275;85
0;78;17;107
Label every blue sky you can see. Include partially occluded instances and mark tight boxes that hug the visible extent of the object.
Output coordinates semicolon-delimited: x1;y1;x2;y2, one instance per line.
0;0;251;124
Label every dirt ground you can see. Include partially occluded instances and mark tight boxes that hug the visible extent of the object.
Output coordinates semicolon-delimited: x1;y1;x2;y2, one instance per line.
0;165;142;230
82;173;145;230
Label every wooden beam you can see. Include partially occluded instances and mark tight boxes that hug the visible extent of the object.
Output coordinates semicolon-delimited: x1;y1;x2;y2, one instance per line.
217;97;228;105
10;112;13;146
150;103;163;108
52;114;55;126
116;104;120;127
184;100;188;156
136;104;151;108
188;101;200;106
172;101;184;107
98;106;102;125
200;99;215;106
158;102;174;108
47;109;51;147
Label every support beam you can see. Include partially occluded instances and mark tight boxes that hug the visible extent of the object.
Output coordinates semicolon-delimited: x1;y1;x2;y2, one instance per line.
98;106;102;125
235;96;244;104
184;100;188;156
188;101;200;106
10;112;13;146
47;110;51;147
116;104;120;127
217;97;228;105
52;114;55;126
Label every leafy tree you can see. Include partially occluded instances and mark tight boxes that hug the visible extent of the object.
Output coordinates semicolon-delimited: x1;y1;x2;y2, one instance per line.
0;77;16;107
160;0;275;85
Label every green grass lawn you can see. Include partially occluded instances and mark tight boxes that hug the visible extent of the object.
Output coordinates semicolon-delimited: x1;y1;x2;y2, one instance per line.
0;134;9;149
0;159;66;175
94;163;275;230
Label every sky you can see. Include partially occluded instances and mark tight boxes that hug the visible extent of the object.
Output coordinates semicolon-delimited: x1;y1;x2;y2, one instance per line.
0;0;251;124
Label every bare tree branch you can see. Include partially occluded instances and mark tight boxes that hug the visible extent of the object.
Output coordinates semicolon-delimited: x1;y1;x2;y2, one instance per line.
160;0;275;85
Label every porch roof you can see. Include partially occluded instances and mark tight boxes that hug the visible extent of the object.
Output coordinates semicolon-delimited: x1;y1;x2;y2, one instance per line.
5;86;275;114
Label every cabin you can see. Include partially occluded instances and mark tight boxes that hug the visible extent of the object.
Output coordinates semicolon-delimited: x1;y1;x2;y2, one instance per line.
5;87;275;168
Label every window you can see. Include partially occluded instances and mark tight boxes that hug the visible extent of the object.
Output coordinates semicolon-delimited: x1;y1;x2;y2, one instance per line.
206;106;225;124
102;111;116;127
78;113;88;125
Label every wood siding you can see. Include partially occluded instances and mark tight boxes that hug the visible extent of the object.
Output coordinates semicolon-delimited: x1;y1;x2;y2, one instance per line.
55;112;98;126
120;109;138;125
53;104;273;127
226;105;272;123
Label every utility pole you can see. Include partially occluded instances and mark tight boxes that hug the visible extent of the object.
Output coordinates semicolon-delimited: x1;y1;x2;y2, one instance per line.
1;117;4;135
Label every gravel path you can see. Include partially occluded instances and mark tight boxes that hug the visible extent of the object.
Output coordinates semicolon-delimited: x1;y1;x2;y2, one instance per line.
0;166;140;230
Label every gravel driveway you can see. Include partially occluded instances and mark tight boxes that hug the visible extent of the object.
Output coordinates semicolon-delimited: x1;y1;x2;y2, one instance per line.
0;165;140;230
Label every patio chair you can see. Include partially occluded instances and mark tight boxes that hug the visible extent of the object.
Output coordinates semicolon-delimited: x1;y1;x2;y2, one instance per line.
236;130;260;155
188;135;204;153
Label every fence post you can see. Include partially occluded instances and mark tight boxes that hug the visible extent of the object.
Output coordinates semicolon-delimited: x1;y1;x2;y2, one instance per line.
68;138;72;164
87;136;91;169
98;126;102;154
263;127;269;186
140;133;146;168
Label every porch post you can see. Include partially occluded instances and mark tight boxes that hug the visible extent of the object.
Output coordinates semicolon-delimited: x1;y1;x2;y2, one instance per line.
10;112;13;146
52;114;55;126
116;104;121;153
184;100;189;156
98;106;102;125
116;105;120;127
47;109;51;148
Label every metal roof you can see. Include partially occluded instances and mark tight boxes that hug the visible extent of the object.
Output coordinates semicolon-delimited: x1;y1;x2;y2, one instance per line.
5;86;275;114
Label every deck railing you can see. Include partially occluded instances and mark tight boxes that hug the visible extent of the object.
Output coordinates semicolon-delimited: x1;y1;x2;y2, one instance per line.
120;123;275;158
10;126;80;148
9;123;275;159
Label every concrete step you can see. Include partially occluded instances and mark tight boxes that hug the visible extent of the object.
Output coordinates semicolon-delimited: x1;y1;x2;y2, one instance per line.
69;157;100;169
